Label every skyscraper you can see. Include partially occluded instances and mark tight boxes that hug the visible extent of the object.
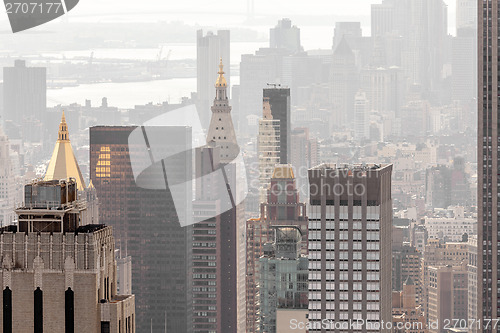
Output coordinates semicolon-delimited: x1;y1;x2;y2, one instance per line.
2;59;46;142
452;27;477;102
354;90;369;141
332;22;362;51
0;126;15;226
90;126;192;333
330;37;359;131
307;164;393;332
270;18;301;54
258;97;280;202
263;87;291;164
207;59;239;164
479;1;498;326
456;0;477;30
201;60;246;332
2;179;135;332
197;30;230;130
290;127;319;200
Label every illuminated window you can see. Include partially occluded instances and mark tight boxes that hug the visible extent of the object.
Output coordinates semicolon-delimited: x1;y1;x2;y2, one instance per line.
96;146;111;178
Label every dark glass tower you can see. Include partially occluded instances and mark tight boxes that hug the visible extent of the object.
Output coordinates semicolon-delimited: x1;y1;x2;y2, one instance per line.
90;126;192;333
263;87;291;164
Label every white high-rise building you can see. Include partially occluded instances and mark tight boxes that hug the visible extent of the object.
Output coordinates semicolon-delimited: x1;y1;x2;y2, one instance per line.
258;97;280;202
0;127;15;226
456;0;477;31
354;91;370;141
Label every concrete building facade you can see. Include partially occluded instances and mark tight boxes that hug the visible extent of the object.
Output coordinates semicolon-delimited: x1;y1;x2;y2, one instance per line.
307;163;393;332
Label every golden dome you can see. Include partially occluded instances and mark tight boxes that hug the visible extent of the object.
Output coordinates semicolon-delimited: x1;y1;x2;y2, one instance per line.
215;58;227;87
44;112;86;191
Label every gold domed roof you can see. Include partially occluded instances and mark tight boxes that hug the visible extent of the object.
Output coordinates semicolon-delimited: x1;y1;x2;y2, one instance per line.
44;112;86;191
215;58;227;87
272;165;295;179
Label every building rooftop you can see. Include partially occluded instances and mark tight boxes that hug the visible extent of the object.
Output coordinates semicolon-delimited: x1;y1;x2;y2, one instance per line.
272;164;295;179
44;112;86;191
310;163;389;172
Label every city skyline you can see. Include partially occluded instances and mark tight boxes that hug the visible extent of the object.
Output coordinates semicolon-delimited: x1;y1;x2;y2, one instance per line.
0;0;482;332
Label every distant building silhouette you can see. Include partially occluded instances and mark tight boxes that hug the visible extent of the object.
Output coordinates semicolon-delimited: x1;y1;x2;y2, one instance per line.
197;30;230;130
270;18;302;54
330;37;359;130
0;127;16;226
2;60;46;142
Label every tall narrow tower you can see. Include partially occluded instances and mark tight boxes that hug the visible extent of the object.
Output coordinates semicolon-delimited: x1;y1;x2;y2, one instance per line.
201;59;246;332
479;0;498;329
207;59;239;163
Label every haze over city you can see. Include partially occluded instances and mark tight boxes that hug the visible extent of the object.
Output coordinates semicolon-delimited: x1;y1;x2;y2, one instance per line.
0;0;485;332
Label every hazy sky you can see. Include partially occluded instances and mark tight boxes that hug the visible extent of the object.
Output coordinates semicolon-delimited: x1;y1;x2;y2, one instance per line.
71;0;456;26
0;0;457;42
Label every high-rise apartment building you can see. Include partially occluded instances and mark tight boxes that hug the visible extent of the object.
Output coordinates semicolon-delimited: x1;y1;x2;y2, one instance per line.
246;165;307;333
90;125;192;333
2;59;46;142
479;0;499;326
258;97;281;202
0;177;135;333
197;30;230;129
307;163;393;332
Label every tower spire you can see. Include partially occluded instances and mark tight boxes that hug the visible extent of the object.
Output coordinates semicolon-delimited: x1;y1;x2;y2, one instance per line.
215;57;227;87
44;111;86;190
58;111;69;141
